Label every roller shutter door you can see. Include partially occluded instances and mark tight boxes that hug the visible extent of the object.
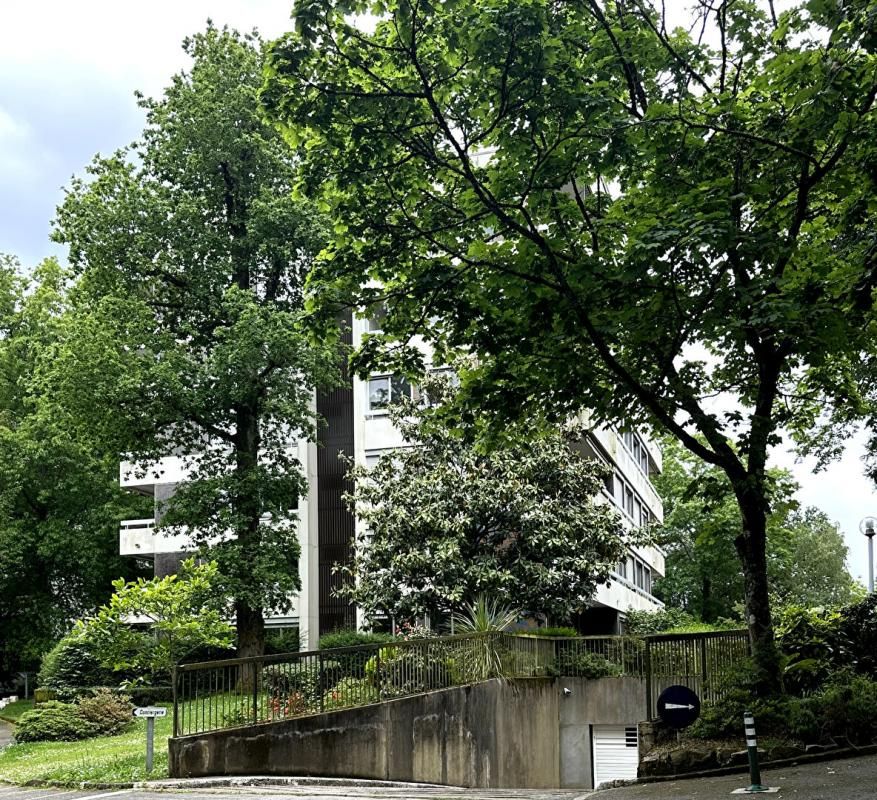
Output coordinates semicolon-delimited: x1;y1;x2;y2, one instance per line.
592;725;639;788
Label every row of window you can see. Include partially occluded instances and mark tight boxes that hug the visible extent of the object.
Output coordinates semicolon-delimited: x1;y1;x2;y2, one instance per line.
605;472;657;528
367;370;456;413
615;554;653;595
621;430;652;476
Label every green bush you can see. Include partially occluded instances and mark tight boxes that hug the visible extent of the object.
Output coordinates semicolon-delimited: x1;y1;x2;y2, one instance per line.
38;635;116;696
76;689;134;736
838;594;877;677
14;702;98;743
322;677;379;710
818;672;877;745
623;608;700;635
549;650;622;679
775;605;845;693
521;626;579;638
319;629;396;677
263;659;342;708
265;628;301;655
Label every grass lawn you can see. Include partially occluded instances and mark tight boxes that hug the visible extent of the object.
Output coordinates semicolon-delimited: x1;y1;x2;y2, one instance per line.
0;703;172;784
0;700;34;725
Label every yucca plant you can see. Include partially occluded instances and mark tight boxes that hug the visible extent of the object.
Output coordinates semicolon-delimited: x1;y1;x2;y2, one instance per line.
450;595;520;682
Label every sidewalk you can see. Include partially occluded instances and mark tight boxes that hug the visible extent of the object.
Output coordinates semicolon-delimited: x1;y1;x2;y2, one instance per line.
0;722;12;751
599;751;877;800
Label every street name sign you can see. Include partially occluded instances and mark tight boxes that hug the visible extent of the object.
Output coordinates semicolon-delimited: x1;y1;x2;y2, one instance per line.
134;706;167;718
657;685;701;729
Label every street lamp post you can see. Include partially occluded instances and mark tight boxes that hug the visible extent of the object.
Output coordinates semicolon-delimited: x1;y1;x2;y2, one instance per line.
860;517;877;593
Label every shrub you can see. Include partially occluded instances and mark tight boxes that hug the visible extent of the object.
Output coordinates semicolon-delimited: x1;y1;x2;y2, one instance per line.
266;628;301;655
263;659;342;708
322;677;379;710
838;594;877;677
76;689;134;736
319;629;396;677
522;626;579;638
14;702;98;743
775;605;845;693
623;608;699;635
38;635;116;695
818;673;877;745
549;650;622;679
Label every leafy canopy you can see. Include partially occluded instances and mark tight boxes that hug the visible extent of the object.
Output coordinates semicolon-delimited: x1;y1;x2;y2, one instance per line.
0;255;148;678
48;25;340;649
77;560;233;684
263;0;877;682
340;378;638;623
654;439;861;620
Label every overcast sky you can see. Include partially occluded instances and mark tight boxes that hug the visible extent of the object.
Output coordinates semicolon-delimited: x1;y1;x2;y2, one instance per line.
1;1;875;585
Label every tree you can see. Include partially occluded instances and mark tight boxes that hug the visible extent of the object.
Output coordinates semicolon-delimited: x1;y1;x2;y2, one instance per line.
263;0;877;687
78;560;234;684
49;26;339;659
340;381;635;624
655;439;859;620
0;255;148;679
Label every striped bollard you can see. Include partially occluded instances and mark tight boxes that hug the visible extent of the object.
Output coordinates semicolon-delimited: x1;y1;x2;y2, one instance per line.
744;710;766;793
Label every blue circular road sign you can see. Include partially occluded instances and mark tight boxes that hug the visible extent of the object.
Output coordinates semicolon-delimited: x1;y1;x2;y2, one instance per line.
657;684;701;729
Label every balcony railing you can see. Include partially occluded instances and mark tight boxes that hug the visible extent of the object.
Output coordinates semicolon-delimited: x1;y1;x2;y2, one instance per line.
119;518;156;556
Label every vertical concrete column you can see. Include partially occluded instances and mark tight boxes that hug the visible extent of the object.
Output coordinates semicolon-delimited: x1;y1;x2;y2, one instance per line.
297;400;321;651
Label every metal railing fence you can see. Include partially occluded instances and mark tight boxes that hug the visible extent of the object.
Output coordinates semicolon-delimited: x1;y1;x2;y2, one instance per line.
173;629;749;737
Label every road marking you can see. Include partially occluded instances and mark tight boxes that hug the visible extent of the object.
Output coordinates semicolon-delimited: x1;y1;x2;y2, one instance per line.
75;790;132;800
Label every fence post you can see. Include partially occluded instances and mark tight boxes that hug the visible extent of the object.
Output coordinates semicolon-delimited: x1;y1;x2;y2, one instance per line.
645;638;653;720
252;659;259;725
376;644;382;698
172;666;179;738
319;651;325;714
700;636;708;698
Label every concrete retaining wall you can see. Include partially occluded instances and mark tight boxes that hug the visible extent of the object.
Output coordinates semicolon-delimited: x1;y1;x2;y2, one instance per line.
169;676;647;788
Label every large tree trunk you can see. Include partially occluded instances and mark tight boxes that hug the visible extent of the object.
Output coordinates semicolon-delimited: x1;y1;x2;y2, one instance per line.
236;600;265;660
734;494;781;694
234;400;265;661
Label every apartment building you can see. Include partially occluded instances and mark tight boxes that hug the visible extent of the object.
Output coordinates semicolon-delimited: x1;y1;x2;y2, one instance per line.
118;315;665;649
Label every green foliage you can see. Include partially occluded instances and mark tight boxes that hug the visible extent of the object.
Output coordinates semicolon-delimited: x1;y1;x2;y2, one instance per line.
322;677;379;710
549;651;622;679
819;672;877;745
654;439;858;622
265;0;877;685
37;634;116;696
319;629;397;677
75;689;134;736
342;378;635;623
265;628;301;655
451;595;520;634
76;560;234;685
623;608;701;636
319;629;396;651
14;702;97;743
48;24;339;656
0;256;149;679
523;627;579;638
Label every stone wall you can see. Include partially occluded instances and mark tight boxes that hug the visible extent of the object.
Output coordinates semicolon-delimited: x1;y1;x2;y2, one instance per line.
169;676;647;789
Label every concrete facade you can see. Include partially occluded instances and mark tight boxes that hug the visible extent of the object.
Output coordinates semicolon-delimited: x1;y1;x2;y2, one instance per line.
169;676;648;789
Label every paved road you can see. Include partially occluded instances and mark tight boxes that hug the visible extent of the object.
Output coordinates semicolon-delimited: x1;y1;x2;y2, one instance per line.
600;752;877;800
1;754;877;800
0;722;12;750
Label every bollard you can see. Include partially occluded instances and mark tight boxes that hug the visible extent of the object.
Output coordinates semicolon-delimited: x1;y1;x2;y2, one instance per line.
744;710;767;793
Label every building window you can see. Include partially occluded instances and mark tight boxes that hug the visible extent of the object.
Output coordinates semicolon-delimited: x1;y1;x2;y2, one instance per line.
368;374;417;412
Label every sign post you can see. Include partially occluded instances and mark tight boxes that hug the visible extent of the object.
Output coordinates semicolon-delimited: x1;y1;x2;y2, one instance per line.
134;706;167;773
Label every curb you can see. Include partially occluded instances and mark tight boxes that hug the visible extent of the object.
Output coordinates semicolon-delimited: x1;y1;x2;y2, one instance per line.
137;777;450;790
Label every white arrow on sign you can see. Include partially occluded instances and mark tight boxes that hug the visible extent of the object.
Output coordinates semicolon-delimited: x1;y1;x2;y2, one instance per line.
133;707;167;718
664;703;696;710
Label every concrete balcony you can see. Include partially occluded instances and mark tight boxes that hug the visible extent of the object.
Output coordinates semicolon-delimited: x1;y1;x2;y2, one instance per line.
119;518;190;557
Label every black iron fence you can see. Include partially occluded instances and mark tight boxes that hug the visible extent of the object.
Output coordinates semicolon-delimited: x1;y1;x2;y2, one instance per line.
173;629;749;737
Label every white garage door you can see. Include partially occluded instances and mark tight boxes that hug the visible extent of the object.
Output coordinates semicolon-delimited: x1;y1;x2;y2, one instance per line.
592;725;639;788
